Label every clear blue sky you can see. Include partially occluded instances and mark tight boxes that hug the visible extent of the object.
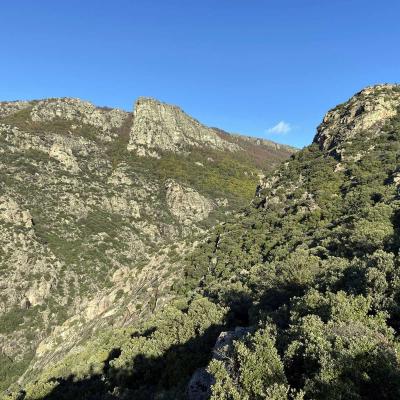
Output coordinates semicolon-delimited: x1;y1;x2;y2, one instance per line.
1;1;399;148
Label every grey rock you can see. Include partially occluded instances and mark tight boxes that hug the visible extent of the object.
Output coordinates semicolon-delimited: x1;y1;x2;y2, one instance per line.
314;84;400;151
165;179;214;225
127;97;239;157
187;327;250;400
31;97;129;134
212;326;251;361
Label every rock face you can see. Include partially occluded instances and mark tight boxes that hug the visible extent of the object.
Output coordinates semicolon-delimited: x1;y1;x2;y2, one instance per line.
48;143;80;173
127;97;239;157
0;196;33;228
212;326;251;360
31;98;129;133
314;84;400;151
165;179;215;225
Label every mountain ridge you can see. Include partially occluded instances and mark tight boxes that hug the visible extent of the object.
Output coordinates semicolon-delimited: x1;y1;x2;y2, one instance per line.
0;96;296;155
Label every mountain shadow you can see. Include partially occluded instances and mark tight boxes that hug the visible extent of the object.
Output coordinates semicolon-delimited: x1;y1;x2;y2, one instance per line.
28;323;225;400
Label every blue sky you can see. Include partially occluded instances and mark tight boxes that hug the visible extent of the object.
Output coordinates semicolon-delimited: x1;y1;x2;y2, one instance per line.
1;1;399;148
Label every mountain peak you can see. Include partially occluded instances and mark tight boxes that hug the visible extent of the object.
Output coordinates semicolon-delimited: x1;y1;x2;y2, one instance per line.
314;83;400;151
127;97;239;157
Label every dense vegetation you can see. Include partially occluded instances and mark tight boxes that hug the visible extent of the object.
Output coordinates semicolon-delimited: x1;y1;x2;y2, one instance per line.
183;109;400;399
3;91;400;399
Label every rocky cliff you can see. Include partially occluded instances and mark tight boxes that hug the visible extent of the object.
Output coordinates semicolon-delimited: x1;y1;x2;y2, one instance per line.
127;97;239;157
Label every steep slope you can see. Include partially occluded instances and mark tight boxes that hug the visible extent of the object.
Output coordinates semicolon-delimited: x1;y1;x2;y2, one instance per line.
9;84;400;400
0;97;294;393
127;97;238;156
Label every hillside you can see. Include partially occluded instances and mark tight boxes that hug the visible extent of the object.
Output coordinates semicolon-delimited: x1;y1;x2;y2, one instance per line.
0;97;295;394
4;84;400;400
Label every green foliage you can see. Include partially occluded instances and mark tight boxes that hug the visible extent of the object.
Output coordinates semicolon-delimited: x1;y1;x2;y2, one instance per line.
285;292;400;399
0;306;43;335
21;298;226;400
178;110;400;398
0;353;34;393
209;328;290;400
106;144;264;208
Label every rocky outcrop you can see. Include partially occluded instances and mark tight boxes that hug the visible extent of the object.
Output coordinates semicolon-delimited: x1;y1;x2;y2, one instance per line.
256;84;400;214
187;327;251;400
394;172;400;187
102;194;141;218
314;84;400;151
48;143;80;173
165;180;215;225
0;100;31;118
31;98;129;133
0;196;33;228
25;278;53;306
127;97;239;157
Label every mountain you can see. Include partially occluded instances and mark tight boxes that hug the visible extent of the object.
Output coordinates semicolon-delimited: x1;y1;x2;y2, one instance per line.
0;96;295;394
4;83;399;400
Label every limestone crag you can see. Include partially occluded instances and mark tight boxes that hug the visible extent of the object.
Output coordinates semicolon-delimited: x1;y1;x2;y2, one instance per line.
165;179;215;225
314;84;400;151
31;98;129;135
0;196;33;228
48;142;81;173
127;97;239;157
